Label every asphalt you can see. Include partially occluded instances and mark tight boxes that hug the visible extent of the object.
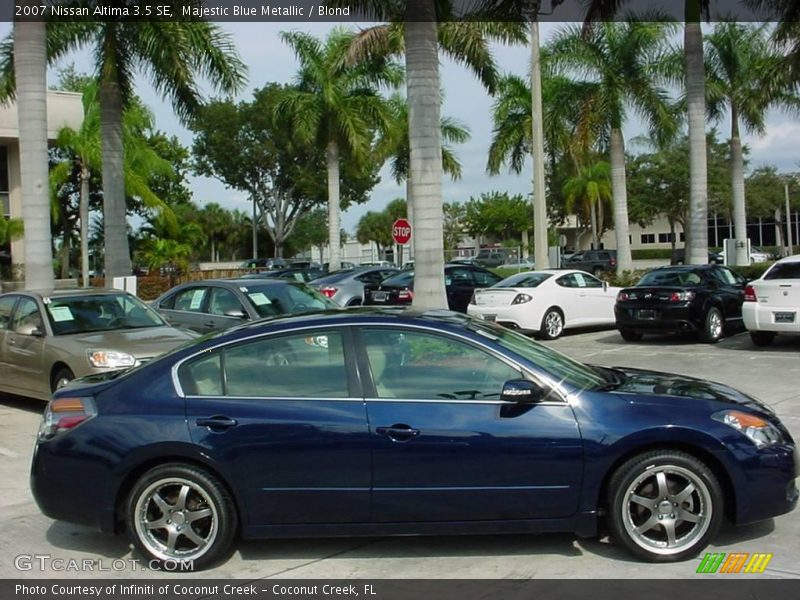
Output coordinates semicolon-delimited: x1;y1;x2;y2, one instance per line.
0;327;797;579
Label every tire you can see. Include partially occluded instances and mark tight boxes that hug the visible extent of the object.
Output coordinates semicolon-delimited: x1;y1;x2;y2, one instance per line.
699;307;723;344
539;308;564;340
619;330;643;342
750;331;775;347
126;463;237;571
607;450;723;562
51;367;75;392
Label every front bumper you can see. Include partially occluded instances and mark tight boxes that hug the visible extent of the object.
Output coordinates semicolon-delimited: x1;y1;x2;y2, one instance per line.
732;442;798;525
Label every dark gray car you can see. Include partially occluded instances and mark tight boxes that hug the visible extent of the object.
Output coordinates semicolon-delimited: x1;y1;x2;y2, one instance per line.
309;266;399;306
153;279;338;334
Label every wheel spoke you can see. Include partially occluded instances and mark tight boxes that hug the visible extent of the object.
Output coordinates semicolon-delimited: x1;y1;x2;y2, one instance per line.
663;519;678;547
165;528;179;552
152;492;172;515
677;508;701;523
634;514;660;534
175;485;190;511
630;494;653;509
182;527;207;548
656;472;669;499
186;507;212;522
673;482;696;504
145;517;167;530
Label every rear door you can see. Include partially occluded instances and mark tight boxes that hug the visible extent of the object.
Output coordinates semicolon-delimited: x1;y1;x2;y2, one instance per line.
445;267;478;312
156;286;209;333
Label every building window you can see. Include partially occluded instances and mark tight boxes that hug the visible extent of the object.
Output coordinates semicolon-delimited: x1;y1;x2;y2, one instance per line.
640;234;656;244
0;146;9;217
679;232;686;242
658;233;674;243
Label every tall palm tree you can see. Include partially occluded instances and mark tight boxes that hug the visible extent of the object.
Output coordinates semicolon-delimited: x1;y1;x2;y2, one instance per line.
10;12;51;288
705;22;799;265
563;161;613;250
279;28;402;272
548;20;678;274
1;20;246;281
341;9;525;309
197;202;232;262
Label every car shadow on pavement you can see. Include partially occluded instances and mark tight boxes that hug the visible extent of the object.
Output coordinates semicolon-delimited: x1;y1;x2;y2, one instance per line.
0;393;45;414
46;522;132;559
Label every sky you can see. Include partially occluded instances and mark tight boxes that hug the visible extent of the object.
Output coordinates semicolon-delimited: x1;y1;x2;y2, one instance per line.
1;20;798;233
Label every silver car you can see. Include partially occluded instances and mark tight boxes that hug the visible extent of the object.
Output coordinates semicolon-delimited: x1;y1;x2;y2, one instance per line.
310;266;399;307
0;289;196;401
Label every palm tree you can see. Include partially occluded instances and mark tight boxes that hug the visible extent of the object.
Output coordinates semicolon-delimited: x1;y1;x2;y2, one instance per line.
1;20;246;281
547;20;678;274
279;28;402;273
563;161;613;250
197;202;232;262
8;12;51;288
705;22;799;265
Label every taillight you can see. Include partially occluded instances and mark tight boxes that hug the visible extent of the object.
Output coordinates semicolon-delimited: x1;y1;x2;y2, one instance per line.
511;293;533;305
617;291;630;302
320;286;338;299
38;397;97;441
744;285;757;302
669;291;696;302
610;257;616;267
398;289;413;301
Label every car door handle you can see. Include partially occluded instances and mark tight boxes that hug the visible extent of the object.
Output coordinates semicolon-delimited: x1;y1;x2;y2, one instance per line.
203;320;216;328
195;416;238;430
376;425;420;441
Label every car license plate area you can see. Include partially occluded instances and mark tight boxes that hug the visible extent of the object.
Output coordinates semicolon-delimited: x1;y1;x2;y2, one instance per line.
372;291;388;302
637;309;657;320
482;314;496;322
774;312;795;324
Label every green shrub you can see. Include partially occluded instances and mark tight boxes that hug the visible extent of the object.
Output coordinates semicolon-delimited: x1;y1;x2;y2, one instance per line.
729;262;774;281
631;248;674;260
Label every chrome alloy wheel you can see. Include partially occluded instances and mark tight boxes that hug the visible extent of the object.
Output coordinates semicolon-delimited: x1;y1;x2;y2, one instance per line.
707;310;723;340
544;310;564;339
133;477;219;562
621;465;713;556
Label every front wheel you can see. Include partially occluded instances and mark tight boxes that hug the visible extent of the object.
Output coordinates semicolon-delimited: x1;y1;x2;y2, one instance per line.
127;463;237;571
539;308;564;340
699;307;723;344
750;331;776;347
51;367;75;392
607;450;723;562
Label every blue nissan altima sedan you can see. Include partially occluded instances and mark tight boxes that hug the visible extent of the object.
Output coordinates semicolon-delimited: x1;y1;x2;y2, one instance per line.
31;309;798;569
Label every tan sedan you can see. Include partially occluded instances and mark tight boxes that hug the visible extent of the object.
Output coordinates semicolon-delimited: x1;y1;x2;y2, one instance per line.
0;289;197;401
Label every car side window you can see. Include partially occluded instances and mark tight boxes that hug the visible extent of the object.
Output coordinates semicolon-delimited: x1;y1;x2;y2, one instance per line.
0;296;17;330
224;331;349;398
361;329;521;401
473;269;502;286
179;352;224;396
12;297;43;335
172;287;207;312
713;268;738;286
556;274;577;288
447;267;474;285
356;271;382;284
207;287;245;317
574;273;603;288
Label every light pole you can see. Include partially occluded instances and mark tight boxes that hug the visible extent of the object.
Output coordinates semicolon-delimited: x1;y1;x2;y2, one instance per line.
786;182;794;256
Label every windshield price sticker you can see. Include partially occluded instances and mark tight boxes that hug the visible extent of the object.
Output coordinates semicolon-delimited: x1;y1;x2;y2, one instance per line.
49;306;75;322
248;293;271;306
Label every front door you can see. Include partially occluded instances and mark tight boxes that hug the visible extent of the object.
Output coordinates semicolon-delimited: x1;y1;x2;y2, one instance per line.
356;326;584;523
181;327;371;527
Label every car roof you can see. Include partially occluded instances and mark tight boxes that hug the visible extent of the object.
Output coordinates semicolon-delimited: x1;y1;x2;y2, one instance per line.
776;254;800;264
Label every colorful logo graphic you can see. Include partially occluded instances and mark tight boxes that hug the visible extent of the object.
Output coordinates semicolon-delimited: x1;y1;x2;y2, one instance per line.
696;552;773;574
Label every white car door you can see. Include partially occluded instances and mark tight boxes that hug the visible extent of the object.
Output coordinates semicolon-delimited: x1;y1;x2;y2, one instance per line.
573;272;616;324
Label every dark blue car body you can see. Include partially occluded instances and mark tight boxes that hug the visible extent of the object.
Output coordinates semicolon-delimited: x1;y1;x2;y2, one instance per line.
31;310;797;560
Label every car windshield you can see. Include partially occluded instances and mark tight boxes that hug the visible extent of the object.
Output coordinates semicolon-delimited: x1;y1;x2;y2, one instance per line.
46;293;166;335
764;262;800;280
240;283;337;318
495;272;553;288
382;271;415;287
311;269;357;284
637;269;703;287
471;321;606;391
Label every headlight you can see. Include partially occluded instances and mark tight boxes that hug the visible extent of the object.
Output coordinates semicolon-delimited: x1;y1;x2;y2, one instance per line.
712;410;784;448
511;293;533;305
87;350;136;368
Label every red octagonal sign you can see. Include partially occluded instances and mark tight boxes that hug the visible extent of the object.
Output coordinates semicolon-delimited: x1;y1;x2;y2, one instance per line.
392;218;412;245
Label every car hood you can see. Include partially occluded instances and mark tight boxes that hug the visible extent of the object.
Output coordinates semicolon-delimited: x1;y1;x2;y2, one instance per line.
605;366;772;413
61;326;196;359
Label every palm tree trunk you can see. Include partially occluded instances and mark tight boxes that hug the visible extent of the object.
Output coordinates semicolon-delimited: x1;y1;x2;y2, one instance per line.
326;141;341;272
685;6;709;265
405;177;414;260
80;167;90;287
60;203;72;280
590;201;598;249
406;7;446;310
99;77;132;281
730;110;749;265
14;15;53;290
530;18;549;270
610;128;633;273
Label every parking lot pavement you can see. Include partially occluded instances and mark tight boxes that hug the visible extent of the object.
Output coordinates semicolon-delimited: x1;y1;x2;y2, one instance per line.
1;328;798;580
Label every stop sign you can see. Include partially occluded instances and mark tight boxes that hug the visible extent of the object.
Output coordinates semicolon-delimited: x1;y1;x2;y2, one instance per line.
392;218;412;245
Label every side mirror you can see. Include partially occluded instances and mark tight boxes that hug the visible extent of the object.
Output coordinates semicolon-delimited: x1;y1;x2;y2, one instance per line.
225;309;248;319
603;281;609;292
17;324;44;337
500;379;550;404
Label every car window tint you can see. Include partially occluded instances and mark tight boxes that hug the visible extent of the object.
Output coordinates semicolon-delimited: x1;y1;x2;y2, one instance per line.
473;269;501;286
223;331;348;398
173;287;207;312
12;297;43;335
179;352;224;396
556;274;577;288
0;296;17;330
362;329;521;401
207;287;244;317
574;273;603;288
496;272;552;288
448;267;474;284
764;262;800;280
638;270;701;287
158;293;176;310
356;271;382;284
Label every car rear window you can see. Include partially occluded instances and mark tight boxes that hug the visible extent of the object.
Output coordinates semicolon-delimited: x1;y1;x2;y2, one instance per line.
382;271;414;287
311;269;357;284
496;272;553;288
764;262;800;280
637;270;703;287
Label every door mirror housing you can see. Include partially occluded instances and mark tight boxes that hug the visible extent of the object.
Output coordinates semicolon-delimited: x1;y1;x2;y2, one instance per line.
16;324;44;337
224;309;248;319
501;379;550;404
603;281;609;292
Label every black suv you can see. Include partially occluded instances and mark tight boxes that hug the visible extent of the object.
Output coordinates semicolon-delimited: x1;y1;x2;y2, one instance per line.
563;250;617;274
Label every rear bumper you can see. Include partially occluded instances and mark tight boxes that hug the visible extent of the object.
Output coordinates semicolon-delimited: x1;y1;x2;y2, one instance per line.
743;303;800;334
467;304;540;332
615;304;700;333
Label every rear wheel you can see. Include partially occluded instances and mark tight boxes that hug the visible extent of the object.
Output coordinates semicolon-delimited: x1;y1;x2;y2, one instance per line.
619;330;643;342
699;307;723;344
607;450;723;562
750;331;776;347
539;308;564;340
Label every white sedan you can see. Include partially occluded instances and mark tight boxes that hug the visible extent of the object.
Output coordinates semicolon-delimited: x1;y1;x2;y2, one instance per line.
467;269;621;339
743;254;800;346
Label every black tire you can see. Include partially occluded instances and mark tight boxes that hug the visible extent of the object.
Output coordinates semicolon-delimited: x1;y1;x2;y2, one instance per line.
126;463;237;571
347;298;362;307
607;449;724;562
619;330;643;342
699;307;724;344
750;331;776;347
51;367;75;392
539;308;565;340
